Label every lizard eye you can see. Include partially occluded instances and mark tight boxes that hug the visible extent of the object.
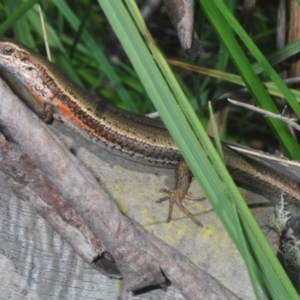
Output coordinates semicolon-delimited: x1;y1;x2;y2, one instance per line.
2;47;14;55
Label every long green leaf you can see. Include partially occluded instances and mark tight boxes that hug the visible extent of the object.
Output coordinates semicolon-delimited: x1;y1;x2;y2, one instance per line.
200;0;300;160
98;0;298;298
97;1;239;244
51;0;138;112
168;60;300;101
199;1;299;298
0;0;38;36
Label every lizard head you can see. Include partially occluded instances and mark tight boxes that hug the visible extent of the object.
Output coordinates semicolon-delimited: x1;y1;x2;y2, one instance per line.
0;39;57;113
0;39;36;77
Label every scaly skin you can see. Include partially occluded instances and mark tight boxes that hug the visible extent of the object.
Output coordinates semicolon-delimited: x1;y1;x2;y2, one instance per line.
0;39;299;225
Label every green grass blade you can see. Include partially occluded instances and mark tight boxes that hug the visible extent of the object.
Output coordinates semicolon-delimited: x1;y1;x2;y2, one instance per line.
208;102;224;161
252;39;300;73
98;1;299;298
51;0;138;112
198;1;300;298
97;0;242;246
200;0;300;160
0;0;38;36
168;60;300;102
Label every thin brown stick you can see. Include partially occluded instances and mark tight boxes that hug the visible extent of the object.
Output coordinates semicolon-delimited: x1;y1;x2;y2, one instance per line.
228;98;300;131
0;134;119;277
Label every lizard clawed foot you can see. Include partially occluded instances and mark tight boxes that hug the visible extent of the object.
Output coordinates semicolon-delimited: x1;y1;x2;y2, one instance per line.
157;188;204;226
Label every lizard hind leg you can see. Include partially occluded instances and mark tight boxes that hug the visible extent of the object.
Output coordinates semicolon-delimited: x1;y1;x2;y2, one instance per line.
157;160;204;227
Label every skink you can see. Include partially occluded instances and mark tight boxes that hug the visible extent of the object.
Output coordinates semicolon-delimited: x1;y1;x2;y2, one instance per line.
0;39;300;225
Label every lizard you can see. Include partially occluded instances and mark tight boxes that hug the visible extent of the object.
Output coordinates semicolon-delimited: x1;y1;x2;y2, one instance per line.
0;38;300;226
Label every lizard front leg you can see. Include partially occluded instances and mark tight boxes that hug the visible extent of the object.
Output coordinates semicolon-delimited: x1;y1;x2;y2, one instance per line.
41;103;54;124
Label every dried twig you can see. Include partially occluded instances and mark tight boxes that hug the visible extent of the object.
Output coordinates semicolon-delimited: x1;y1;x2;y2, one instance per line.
38;5;52;62
0;78;166;291
228;98;300;131
227;144;300;168
164;0;200;59
0;134;119;277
